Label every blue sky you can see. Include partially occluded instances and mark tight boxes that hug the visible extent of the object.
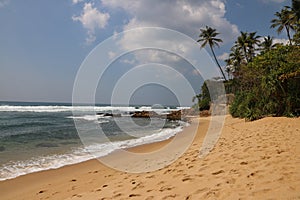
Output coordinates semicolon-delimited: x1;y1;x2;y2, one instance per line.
0;0;291;105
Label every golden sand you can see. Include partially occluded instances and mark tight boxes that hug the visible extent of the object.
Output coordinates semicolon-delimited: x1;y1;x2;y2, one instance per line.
0;116;299;199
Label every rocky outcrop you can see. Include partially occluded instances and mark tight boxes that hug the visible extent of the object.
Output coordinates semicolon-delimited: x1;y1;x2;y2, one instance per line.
131;110;182;120
166;110;182;120
131;111;160;118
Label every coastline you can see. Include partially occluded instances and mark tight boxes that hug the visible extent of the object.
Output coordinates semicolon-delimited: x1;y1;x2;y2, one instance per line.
0;116;300;199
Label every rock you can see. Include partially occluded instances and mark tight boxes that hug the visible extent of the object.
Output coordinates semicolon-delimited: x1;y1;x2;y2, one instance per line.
131;111;160;118
0;146;5;151
131;110;183;121
182;108;200;116
166;110;182;120
200;110;211;117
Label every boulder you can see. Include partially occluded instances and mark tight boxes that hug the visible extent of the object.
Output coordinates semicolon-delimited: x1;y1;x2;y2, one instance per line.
166;110;182;120
131;111;160;118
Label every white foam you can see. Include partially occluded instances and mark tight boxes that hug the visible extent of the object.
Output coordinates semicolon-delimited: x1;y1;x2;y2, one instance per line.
0;105;189;113
66;115;111;121
0;125;187;181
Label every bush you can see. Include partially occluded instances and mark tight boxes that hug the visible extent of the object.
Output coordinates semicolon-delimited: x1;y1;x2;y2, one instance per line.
229;45;300;120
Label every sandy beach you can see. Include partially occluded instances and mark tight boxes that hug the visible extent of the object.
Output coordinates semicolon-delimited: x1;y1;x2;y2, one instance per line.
0;115;299;200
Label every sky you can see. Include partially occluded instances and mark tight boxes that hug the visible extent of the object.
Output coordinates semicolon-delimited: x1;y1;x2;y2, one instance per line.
0;0;291;106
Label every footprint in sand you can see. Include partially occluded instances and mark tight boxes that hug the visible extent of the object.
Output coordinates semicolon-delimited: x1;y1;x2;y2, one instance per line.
129;194;141;197
72;194;82;198
159;185;174;192
188;165;194;169
211;170;225;175
132;183;144;190
240;161;248;165
37;190;46;194
158;181;165;185
146;175;155;178
162;194;177;199
113;193;122;198
182;176;193;182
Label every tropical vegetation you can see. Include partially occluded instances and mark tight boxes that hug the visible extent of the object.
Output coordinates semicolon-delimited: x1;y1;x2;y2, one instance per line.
195;0;300;120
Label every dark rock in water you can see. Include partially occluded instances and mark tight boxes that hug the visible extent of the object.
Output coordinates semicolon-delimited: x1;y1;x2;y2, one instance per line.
97;113;121;117
131;111;160;118
36;143;59;148
131;110;182;120
96;112;105;115
0;146;5;151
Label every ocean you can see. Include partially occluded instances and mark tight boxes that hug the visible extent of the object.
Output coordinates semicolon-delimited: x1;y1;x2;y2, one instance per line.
0;101;189;181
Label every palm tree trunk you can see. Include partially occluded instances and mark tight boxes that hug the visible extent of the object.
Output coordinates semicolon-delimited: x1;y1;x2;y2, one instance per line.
285;25;293;45
209;45;227;81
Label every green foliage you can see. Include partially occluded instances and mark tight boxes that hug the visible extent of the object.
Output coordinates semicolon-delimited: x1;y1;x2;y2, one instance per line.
193;81;211;111
229;45;300;120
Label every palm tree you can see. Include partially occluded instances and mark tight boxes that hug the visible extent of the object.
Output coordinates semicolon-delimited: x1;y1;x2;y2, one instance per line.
197;26;227;81
224;60;233;80
271;7;297;45
234;31;260;62
235;31;250;62
260;36;276;53
247;32;261;60
292;0;300;19
228;46;244;77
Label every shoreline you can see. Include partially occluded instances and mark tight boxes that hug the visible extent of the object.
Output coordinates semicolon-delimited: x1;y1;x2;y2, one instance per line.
0;116;299;199
0;116;190;181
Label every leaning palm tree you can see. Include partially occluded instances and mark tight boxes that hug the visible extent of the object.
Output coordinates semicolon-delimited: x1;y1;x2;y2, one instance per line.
197;26;227;81
271;7;297;45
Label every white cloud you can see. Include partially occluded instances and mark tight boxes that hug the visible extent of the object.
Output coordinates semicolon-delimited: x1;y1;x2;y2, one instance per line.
72;0;84;5
101;0;239;64
102;0;239;43
273;38;289;45
72;3;110;44
261;0;287;3
217;52;229;61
